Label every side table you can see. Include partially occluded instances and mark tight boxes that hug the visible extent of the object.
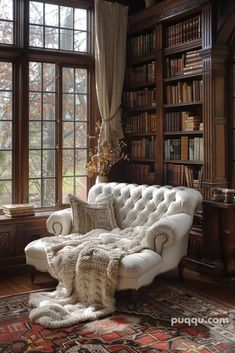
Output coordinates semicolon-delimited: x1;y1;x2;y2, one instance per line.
202;200;235;276
0;212;51;274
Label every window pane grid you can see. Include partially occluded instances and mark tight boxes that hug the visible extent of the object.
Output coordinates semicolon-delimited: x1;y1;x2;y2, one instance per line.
29;2;89;52
0;0;14;45
0;61;13;206
29;61;56;207
62;67;87;203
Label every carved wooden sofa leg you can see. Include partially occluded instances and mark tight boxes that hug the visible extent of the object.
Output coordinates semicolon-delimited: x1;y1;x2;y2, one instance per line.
130;289;139;308
28;265;35;284
178;256;186;280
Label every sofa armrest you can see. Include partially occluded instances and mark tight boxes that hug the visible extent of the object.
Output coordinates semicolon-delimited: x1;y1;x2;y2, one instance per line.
146;213;193;251
46;208;73;236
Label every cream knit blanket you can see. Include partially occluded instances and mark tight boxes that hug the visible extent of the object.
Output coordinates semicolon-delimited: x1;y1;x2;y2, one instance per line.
29;226;172;328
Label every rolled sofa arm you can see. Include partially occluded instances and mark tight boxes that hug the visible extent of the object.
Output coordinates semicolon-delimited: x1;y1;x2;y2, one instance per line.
145;213;193;251
46;208;73;236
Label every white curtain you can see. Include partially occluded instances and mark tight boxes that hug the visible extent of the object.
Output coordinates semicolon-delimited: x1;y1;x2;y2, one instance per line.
95;0;128;145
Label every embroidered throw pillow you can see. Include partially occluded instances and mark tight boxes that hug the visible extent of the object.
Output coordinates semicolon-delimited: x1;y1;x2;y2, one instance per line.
68;194;118;234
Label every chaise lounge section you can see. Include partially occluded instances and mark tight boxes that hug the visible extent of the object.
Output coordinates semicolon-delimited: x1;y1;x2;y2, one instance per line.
25;183;202;289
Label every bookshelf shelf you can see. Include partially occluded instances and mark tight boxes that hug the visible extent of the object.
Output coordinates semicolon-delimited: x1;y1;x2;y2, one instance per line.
163;39;201;56
125;132;157;137
164;73;202;83
131;158;156;162
164;101;203;109
127;50;159;66
125;106;157;114
125;81;156;90
164;131;203;136
164;160;203;165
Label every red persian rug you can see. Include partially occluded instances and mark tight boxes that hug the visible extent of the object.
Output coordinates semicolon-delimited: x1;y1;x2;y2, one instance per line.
0;278;235;353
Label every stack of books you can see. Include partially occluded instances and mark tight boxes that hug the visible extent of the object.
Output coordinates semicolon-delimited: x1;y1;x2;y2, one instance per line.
3;204;35;218
181;112;201;131
182;50;202;75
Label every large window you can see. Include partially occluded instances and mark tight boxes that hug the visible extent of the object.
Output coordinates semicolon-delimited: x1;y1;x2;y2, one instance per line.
0;0;93;209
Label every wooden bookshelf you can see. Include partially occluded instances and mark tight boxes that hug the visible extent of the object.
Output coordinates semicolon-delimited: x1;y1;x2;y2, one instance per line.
122;0;230;278
123;0;228;199
123;25;159;185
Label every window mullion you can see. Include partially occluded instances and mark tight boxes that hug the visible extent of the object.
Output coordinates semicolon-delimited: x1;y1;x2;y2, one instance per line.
41;63;44;206
18;56;29;202
56;64;62;206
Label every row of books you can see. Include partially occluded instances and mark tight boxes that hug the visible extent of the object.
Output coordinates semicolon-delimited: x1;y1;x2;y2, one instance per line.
128;31;156;58
126;163;155;185
165;79;203;104
166;14;201;48
3;203;35;217
164;137;203;161
165;50;202;78
123;88;157;109
124;112;157;134
131;137;156;159
165;111;202;132
164;163;203;188
126;61;156;85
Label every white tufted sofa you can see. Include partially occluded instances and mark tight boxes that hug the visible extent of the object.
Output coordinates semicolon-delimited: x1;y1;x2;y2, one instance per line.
25;183;202;289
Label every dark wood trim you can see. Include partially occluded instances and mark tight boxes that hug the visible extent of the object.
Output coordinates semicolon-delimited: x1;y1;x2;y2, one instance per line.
57;64;63;205
26;0;94;10
128;0;201;33
28;50;94;66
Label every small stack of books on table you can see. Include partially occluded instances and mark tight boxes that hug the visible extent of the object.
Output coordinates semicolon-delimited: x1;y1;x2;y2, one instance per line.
2;204;35;217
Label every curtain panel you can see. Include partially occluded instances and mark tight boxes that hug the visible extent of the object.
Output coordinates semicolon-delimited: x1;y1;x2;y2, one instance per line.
95;0;128;145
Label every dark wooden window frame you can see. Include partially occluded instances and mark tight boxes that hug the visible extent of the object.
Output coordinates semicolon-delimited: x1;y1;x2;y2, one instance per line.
0;0;96;213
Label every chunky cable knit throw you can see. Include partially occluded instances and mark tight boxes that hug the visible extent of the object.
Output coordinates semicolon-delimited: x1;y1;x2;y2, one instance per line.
29;226;172;328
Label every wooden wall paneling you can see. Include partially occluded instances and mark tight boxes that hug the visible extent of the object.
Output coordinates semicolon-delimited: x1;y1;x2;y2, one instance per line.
202;201;225;276
201;47;229;199
0;213;50;274
220;208;235;275
0;224;17;259
228;55;235;188
203;200;235;276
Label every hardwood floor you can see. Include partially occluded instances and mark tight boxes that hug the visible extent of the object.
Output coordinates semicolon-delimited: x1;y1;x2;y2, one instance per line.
0;268;234;306
164;268;235;306
0;270;57;298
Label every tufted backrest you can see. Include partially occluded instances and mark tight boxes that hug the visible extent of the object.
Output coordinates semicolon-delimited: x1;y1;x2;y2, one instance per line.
88;183;202;229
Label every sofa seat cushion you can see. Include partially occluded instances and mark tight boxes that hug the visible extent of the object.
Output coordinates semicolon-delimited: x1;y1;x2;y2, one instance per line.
25;239;162;280
119;249;161;279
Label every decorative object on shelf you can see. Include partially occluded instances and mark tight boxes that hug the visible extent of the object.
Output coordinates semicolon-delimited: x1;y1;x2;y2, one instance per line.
86;122;129;182
145;0;155;8
2;204;35;217
211;188;225;202
211;187;235;203
224;188;235;203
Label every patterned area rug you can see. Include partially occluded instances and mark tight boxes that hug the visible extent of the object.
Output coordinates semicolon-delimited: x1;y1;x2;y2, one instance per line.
0;278;235;353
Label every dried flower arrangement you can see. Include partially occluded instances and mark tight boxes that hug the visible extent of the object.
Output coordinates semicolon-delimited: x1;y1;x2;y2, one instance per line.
86;122;129;178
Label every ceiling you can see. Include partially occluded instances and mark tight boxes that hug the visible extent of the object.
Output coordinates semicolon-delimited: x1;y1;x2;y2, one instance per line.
114;0;166;15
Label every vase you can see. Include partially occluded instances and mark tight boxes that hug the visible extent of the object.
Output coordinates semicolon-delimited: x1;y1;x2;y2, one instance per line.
145;0;155;8
96;175;108;184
